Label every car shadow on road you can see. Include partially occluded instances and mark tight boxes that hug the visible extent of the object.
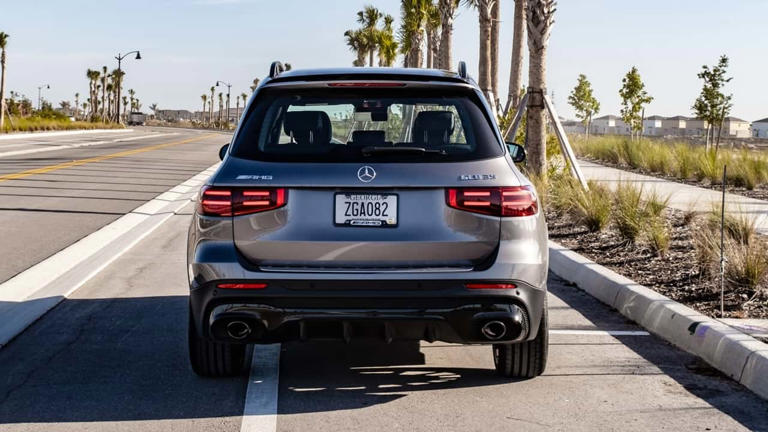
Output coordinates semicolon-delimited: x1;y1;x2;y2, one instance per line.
277;339;515;414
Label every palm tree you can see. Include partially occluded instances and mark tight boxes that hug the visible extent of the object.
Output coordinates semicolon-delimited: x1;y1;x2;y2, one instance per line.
121;96;128;122
490;1;500;105
504;0;527;116
357;6;383;67
100;66;108;121
128;88;136;115
425;3;441;68
209;86;215;125
106;83;114;121
110;68;124;121
437;0;459;70
240;92;248;120
217;92;223;128
149;103;158;120
526;0;556;176
250;78;260;93
377;15;399;67
344;29;367;67
74;93;80;120
86;69;100;120
466;0;495;102
399;0;431;68
200;94;207;125
0;32;9;129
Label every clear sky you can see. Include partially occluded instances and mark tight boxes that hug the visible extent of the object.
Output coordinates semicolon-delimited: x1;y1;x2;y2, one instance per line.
1;0;766;121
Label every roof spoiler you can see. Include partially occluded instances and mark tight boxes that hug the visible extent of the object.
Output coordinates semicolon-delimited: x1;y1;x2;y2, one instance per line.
269;61;285;79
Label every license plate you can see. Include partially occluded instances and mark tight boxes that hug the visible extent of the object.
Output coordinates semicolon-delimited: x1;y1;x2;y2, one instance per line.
334;193;398;227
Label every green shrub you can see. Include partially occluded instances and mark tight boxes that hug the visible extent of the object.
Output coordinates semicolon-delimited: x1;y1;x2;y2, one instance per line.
1;117;124;133
708;208;757;246
725;238;768;292
644;189;670;218
571;181;612;232
693;224;720;277
673;144;696;179
613;182;645;242
645;216;670;258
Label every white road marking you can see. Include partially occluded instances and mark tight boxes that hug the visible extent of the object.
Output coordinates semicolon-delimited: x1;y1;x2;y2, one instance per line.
0;132;176;158
0;162;218;347
241;344;281;432
550;329;650;336
0;128;133;141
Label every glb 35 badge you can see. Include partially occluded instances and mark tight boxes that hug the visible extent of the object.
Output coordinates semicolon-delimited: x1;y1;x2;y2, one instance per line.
458;174;496;181
236;175;273;180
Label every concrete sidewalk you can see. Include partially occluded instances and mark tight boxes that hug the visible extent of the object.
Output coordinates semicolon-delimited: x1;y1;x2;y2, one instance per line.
578;159;768;235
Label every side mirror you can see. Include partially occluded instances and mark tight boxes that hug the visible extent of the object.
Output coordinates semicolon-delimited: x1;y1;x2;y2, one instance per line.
218;144;229;161
507;142;526;163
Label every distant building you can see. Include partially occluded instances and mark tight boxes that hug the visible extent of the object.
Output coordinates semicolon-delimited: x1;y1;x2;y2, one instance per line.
661;116;688;136
156;109;193;122
684;118;709;137
591;115;630;135
642;115;664;136
722;117;751;138
561;119;585;135
753;117;768;138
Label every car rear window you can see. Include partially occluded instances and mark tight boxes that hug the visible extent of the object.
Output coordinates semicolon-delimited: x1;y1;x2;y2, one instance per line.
231;87;503;163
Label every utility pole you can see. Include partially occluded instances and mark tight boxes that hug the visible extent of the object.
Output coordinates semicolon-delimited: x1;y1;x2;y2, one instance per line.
37;84;49;110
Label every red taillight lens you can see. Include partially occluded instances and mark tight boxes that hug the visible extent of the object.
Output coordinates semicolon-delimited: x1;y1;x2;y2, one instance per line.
327;82;407;87
446;186;537;217
198;186;287;217
217;283;268;289
465;283;517;290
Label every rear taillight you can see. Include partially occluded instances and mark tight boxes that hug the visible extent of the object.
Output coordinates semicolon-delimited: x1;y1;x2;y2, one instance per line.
446;186;537;217
217;283;268;289
465;283;517;290
199;186;287;217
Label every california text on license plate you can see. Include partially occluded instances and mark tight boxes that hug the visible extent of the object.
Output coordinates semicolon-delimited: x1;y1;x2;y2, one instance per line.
334;193;398;227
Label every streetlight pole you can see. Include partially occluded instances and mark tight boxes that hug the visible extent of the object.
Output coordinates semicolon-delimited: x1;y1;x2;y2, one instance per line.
216;80;232;129
37;84;50;111
115;50;141;124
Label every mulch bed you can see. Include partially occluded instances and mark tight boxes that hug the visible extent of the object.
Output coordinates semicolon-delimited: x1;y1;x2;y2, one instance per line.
547;207;768;319
580;156;768;201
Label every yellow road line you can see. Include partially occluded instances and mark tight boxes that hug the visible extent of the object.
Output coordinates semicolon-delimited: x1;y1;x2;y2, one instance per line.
0;134;216;183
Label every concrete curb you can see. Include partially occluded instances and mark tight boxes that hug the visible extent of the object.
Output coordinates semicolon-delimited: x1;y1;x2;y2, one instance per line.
549;240;768;400
0;128;133;140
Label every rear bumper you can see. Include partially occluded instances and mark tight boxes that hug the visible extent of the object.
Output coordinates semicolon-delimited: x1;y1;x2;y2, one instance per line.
189;279;547;345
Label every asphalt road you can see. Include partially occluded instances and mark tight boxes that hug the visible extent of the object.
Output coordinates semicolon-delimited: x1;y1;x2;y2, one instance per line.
0;127;227;284
0;129;767;431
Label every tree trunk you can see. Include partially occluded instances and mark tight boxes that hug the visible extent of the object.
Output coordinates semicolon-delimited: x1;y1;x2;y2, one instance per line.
526;0;555;176
505;0;526;116
704;123;711;150
0;50;6;129
410;31;423;68
477;1;493;101
369;49;374;67
490;0;500;107
438;0;456;71
426;32;433;68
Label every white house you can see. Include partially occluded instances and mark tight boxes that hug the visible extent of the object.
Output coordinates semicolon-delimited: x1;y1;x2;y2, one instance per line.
722;117;752;138
591;115;631;135
753;117;768;138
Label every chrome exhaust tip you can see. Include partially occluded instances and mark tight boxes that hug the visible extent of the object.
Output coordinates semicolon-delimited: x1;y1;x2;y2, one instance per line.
226;320;252;340
481;320;507;340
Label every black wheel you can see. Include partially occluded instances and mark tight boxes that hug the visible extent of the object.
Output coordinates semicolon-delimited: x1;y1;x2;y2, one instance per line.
493;301;548;378
188;310;247;377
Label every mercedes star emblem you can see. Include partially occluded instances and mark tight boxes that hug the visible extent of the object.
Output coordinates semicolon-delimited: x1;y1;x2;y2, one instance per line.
357;165;376;183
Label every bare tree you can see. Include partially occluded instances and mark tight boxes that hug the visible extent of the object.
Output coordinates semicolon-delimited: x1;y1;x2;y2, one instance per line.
504;0;526;115
525;0;556;176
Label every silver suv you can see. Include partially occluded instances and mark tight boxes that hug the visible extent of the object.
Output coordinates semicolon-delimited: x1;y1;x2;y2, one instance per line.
187;62;548;378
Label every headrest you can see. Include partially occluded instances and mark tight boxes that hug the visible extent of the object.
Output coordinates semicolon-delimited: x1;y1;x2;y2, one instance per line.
350;130;386;146
283;111;331;145
412;111;455;147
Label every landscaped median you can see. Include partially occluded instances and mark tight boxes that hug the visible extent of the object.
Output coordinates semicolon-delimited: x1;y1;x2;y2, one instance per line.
549;240;768;400
1;118;125;133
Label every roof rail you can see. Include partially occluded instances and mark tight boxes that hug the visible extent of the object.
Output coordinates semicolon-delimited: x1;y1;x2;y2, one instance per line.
269;61;285;79
457;61;467;80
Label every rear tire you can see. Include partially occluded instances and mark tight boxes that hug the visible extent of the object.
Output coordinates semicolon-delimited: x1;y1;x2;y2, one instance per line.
188;311;247;377
493;301;548;378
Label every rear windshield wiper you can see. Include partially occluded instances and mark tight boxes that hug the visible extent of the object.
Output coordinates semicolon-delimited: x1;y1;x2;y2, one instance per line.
362;146;446;156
